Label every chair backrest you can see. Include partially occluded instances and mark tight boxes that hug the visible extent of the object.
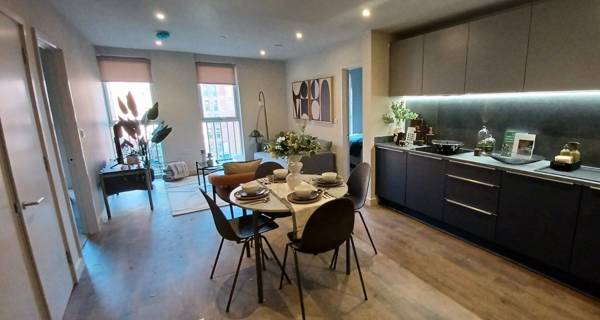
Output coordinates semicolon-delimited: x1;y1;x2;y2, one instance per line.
255;161;284;179
297;198;355;254
346;162;371;209
200;189;239;242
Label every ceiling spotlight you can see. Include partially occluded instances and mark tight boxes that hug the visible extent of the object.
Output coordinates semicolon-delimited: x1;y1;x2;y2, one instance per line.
362;9;371;17
155;12;166;20
155;40;163;46
295;32;303;39
259;50;266;56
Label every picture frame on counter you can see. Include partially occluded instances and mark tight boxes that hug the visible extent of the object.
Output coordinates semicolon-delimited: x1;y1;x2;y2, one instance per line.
512;133;536;159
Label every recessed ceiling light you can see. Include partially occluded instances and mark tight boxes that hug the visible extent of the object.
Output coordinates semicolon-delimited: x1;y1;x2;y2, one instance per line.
259;50;266;56
155;40;163;46
362;9;371;17
155;12;166;20
295;32;303;40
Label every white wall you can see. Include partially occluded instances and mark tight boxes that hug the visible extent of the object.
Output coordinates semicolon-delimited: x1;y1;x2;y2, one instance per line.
285;38;363;175
96;46;288;171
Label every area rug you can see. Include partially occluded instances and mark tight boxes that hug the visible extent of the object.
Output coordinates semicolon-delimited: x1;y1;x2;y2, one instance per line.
165;176;228;216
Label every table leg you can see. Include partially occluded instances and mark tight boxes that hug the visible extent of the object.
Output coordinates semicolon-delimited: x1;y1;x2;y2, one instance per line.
100;178;111;220
146;170;154;211
253;211;264;303
202;169;208;192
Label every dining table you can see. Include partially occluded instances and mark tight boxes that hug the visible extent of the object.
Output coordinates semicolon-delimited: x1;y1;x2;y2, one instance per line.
229;174;348;303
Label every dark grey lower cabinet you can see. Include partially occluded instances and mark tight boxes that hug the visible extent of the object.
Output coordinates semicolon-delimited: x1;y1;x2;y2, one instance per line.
571;187;600;284
496;172;581;271
406;153;445;220
375;147;407;205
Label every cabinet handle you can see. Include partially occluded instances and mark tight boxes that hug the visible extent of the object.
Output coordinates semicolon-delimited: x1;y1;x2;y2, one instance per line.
377;146;405;153
590;186;600;191
411;152;442;161
445;198;496;216
448;160;496;171
446;174;499;188
22;197;45;210
507;171;574;186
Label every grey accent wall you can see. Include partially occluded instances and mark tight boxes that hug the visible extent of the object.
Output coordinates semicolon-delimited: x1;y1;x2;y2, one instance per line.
404;92;600;167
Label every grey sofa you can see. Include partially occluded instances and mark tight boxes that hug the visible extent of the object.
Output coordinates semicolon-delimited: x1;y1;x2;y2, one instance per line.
253;139;337;174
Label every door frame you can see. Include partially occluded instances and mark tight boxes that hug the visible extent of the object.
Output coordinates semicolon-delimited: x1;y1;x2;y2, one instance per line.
0;7;61;319
32;31;88;251
341;65;362;178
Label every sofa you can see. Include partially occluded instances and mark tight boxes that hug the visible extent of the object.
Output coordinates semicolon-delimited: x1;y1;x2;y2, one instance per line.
253;139;337;174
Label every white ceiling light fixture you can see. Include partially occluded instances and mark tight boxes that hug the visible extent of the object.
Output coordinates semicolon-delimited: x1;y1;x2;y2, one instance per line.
155;12;166;20
362;8;371;17
259;49;266;56
295;32;303;40
155;40;163;46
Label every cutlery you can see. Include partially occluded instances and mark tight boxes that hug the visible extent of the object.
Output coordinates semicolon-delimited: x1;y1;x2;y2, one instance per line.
240;197;270;205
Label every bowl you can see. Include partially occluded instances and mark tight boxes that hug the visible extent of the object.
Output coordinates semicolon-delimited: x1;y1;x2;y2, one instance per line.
241;181;261;195
294;183;314;199
321;172;338;182
273;168;288;179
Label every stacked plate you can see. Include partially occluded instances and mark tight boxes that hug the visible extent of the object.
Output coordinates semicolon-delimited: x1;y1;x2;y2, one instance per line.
314;176;344;188
234;187;269;201
268;174;286;183
287;189;322;204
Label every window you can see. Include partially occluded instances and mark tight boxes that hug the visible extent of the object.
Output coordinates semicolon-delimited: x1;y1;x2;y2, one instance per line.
197;63;244;161
98;57;165;175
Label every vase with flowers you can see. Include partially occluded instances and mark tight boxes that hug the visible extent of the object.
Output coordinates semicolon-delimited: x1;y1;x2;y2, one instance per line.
265;125;321;189
382;99;419;144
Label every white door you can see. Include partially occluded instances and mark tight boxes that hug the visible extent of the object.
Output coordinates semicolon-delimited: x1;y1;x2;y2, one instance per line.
0;12;74;319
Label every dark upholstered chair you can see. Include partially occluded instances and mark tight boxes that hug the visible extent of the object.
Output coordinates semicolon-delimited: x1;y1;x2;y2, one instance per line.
345;162;377;254
254;161;284;179
200;190;289;312
279;198;367;319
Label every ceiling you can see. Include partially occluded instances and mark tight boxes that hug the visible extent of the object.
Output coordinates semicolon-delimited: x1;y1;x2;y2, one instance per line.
48;0;518;60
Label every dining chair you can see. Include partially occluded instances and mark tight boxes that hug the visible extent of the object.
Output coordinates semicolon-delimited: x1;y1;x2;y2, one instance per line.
200;189;289;312
346;162;377;254
254;161;284;179
279;198;368;320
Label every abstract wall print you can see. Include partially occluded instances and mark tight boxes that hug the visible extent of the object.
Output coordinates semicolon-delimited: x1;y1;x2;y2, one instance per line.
292;77;333;122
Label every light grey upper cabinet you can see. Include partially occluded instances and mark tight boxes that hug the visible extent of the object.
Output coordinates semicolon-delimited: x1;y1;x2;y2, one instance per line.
389;35;423;96
525;0;600;91
423;24;468;95
465;6;531;93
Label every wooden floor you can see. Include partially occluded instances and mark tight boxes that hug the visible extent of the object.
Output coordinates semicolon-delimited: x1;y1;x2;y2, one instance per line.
63;180;600;320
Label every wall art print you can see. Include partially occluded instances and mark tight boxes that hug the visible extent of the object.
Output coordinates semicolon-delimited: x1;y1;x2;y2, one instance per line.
292;77;333;122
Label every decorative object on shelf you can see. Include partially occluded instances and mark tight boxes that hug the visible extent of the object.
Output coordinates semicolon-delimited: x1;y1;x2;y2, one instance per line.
512;133;536;159
490;153;545;165
256;90;270;140
425;126;436;145
500;131;516;157
473;148;483;156
112;92;172;167
430;139;465;155
383;99;419;137
291;77;333;122
476;125;496;154
568;142;581;163
249;129;264;152
206;152;215;167
551;142;582;171
264;125;321;190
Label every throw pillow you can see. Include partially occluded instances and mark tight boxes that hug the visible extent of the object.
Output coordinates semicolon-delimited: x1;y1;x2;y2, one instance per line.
223;159;261;175
317;139;332;152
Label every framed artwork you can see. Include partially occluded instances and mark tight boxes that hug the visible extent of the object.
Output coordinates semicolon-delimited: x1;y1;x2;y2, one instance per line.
291;77;333;122
512;132;536;159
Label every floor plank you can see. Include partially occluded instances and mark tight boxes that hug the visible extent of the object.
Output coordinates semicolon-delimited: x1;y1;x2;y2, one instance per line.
63;180;600;319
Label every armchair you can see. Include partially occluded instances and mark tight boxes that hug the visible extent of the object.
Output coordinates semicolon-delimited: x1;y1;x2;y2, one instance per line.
208;159;261;218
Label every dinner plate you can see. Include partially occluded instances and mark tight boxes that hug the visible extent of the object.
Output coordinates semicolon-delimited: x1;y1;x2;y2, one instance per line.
287;191;322;204
234;187;269;200
315;177;344;187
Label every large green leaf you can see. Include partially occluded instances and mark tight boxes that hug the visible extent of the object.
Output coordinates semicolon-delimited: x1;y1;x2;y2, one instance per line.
151;126;172;143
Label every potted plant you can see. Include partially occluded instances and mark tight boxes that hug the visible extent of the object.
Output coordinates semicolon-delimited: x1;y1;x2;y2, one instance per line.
382;99;419;135
265;124;320;189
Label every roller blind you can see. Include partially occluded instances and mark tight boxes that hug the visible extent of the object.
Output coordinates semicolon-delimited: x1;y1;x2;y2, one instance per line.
97;56;152;82
196;62;236;85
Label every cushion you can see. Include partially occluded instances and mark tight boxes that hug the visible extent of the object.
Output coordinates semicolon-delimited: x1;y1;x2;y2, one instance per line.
223;159;261;175
317;139;332;152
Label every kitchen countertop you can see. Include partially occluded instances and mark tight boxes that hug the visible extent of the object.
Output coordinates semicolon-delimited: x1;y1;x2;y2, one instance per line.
376;142;600;188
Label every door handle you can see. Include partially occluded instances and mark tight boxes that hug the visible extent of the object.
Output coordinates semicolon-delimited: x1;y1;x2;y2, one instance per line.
22;197;45;209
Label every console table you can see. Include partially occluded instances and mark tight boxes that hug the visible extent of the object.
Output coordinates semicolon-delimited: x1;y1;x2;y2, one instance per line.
100;162;153;219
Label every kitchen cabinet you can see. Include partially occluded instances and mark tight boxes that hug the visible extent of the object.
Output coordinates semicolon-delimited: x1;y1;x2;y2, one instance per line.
443;161;501;241
465;6;530;93
406;153;445;220
571;187;600;284
496;172;581;271
375;146;407;205
422;24;468;95
525;0;600;91
389;35;423;96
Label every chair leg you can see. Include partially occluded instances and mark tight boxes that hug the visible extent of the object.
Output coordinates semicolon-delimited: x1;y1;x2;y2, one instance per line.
279;244;289;289
350;236;368;301
329;246;339;270
243;208;247;216
261;246;267;271
229;204;234;219
357;210;378;254
346;240;350;275
210;237;225;279
293;249;306;320
226;241;248;312
262;235;291;284
246;241;251;258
